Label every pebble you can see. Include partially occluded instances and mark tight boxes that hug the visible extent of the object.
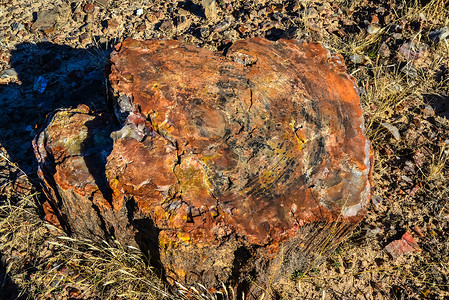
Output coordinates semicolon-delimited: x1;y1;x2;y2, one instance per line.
33;75;48;93
367;227;382;236
11;22;24;31
372;195;383;206
135;8;144;16
214;21;230;32
103;19;119;33
367;24;381;34
422;105;435;117
399;41;428;61
429;27;449;43
381;122;401;140
385;231;421;259
401;175;413;183
379;42;391;58
79;32;90;44
202;0;218;20
349;54;362;64
159;20;173;32
0;68;18;80
83;3;95;14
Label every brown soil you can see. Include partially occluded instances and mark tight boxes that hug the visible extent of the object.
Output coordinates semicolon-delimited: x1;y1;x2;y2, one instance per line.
0;0;448;299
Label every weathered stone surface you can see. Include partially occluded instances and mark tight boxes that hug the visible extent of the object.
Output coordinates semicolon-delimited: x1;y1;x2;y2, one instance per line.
34;38;372;289
385;231;421;259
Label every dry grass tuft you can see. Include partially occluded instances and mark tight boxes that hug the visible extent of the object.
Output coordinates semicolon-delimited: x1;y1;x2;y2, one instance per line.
0;153;173;300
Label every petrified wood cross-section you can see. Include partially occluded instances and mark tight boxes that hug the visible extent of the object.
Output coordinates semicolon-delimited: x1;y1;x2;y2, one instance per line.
34;38;372;288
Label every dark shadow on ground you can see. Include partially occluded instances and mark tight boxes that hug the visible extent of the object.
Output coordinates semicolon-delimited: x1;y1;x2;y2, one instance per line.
0;254;25;300
0;42;111;176
423;93;449;120
178;0;206;19
0;41;112;296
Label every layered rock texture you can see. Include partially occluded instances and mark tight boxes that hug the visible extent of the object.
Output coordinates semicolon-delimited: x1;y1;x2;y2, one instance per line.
34;38;372;289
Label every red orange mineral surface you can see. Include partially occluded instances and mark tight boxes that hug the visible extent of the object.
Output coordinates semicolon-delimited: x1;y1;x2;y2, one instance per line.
34;38;372;288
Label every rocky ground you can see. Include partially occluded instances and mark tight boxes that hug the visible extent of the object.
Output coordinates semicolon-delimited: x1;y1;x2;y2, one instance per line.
0;0;448;299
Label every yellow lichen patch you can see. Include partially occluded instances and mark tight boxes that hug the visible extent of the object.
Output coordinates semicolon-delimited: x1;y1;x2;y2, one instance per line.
177;232;191;244
153;206;169;220
200;153;219;164
175;158;215;207
158;232;177;248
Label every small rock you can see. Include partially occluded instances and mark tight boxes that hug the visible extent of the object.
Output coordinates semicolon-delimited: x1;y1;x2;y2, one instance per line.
429;27;449;42
176;15;190;31
10;22;24;32
367;24;381;34
85;13;94;23
367;227;382;236
379;42;391;58
391;32;402;40
237;24;248;34
0;68;18;82
83;3;95;14
214;21;230;32
31;9;59;33
404;160;416;174
135;8;144;16
304;7;318;18
381;122;401;140
136;23;147;32
197;26;209;38
146;11;164;24
422;105;435;117
375;7;386;13
31;4;70;33
401;175;413;183
349;54;362;64
73;12;84;22
159;20;173;32
385;231;421;259
33;76;48;93
372;195;383;205
178;8;189;16
103;19;119;33
79;32;90;44
25;125;34;137
399;41;428;61
202;0;218;20
412;225;425;238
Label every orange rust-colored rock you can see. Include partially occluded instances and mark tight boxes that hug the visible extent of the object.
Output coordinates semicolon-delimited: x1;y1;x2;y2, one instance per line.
34;38;372;289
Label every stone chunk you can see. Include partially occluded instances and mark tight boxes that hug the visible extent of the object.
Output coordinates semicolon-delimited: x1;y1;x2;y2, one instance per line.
31;4;70;34
34;38;372;289
385;231;421;259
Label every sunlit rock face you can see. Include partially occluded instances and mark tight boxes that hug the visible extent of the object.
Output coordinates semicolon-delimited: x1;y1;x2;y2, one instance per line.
34;38;372;288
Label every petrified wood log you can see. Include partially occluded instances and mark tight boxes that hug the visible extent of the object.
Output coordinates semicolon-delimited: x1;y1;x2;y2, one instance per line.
34;38;372;290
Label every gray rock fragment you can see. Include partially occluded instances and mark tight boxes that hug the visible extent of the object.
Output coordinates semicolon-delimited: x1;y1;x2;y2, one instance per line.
429;27;449;42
